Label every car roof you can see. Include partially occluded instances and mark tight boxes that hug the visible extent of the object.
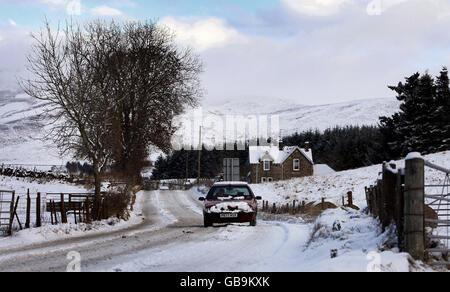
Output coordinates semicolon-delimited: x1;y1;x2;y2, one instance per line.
212;181;249;186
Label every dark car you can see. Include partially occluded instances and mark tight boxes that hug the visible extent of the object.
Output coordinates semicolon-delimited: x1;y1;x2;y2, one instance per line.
199;182;262;227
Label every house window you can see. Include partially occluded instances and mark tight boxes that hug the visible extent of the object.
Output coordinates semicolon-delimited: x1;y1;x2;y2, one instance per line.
293;159;300;171
263;160;271;171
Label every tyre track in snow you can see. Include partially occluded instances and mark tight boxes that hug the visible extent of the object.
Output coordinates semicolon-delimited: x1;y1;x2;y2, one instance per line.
0;190;309;272
0;190;213;271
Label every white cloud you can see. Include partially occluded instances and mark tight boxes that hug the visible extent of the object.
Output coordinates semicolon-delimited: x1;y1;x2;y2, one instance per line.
39;0;82;15
283;0;412;16
8;19;17;27
159;17;246;51
366;0;410;15
282;0;353;16
90;5;123;16
39;0;66;5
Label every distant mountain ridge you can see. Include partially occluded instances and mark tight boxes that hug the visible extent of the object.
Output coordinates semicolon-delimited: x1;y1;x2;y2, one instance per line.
0;90;400;164
204;97;401;134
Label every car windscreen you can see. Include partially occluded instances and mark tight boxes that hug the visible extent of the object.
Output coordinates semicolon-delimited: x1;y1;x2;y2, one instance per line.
206;186;253;200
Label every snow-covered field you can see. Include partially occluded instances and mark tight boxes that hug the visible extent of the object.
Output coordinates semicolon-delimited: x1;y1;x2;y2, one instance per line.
0;175;88;195
251;150;450;210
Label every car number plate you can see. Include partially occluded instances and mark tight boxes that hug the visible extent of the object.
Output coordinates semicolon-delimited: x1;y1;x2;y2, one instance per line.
220;213;238;218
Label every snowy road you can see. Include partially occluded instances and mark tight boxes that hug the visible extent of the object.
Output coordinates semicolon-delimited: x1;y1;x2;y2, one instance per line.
0;190;311;272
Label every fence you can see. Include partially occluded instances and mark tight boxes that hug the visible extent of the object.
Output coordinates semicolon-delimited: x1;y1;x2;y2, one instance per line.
0;190;14;235
0;190;113;236
365;154;450;266
45;192;111;225
142;178;216;191
11;191;43;231
260;192;357;216
423;160;450;267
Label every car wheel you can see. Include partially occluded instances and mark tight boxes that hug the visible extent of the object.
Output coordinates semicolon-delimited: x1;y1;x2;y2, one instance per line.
204;217;212;227
250;219;257;226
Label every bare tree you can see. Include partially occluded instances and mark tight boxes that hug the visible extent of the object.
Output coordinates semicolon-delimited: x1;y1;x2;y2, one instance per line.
21;21;116;218
22;19;202;218
86;20;203;181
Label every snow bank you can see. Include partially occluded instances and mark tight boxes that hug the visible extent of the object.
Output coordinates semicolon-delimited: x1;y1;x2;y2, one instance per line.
302;207;431;272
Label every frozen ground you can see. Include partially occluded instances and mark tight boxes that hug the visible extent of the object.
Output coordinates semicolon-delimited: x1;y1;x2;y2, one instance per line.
0;190;432;272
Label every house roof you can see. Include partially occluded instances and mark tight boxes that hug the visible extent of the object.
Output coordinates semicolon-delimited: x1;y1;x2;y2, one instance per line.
249;145;313;165
313;164;335;175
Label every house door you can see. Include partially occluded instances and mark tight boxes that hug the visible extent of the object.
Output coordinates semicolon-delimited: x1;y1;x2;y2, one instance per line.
223;158;240;181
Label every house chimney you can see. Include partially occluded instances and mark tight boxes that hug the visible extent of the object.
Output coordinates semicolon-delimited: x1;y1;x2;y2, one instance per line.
304;141;310;152
279;139;284;151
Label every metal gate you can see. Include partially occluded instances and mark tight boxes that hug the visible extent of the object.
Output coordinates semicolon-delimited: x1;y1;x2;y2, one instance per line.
424;160;450;266
223;158;240;181
0;190;15;235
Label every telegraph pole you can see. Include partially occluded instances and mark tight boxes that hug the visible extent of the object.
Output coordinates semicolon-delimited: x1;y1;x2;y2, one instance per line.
185;150;189;183
197;126;202;184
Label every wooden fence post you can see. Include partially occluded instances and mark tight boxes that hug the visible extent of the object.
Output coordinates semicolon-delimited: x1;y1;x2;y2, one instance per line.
404;154;425;261
376;180;382;220
85;197;91;224
13;196;22;230
379;163;388;227
347;191;353;206
382;165;396;228
60;194;67;224
370;185;377;217
36;192;41;227
8;191;15;236
395;172;404;251
25;189;31;229
51;200;58;225
78;202;83;223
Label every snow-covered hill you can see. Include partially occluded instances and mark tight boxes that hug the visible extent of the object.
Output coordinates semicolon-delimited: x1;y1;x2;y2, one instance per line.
0;90;400;165
0;90;63;165
205;97;400;134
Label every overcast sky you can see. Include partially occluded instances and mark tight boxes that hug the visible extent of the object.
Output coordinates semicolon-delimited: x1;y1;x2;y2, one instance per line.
1;0;450;106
